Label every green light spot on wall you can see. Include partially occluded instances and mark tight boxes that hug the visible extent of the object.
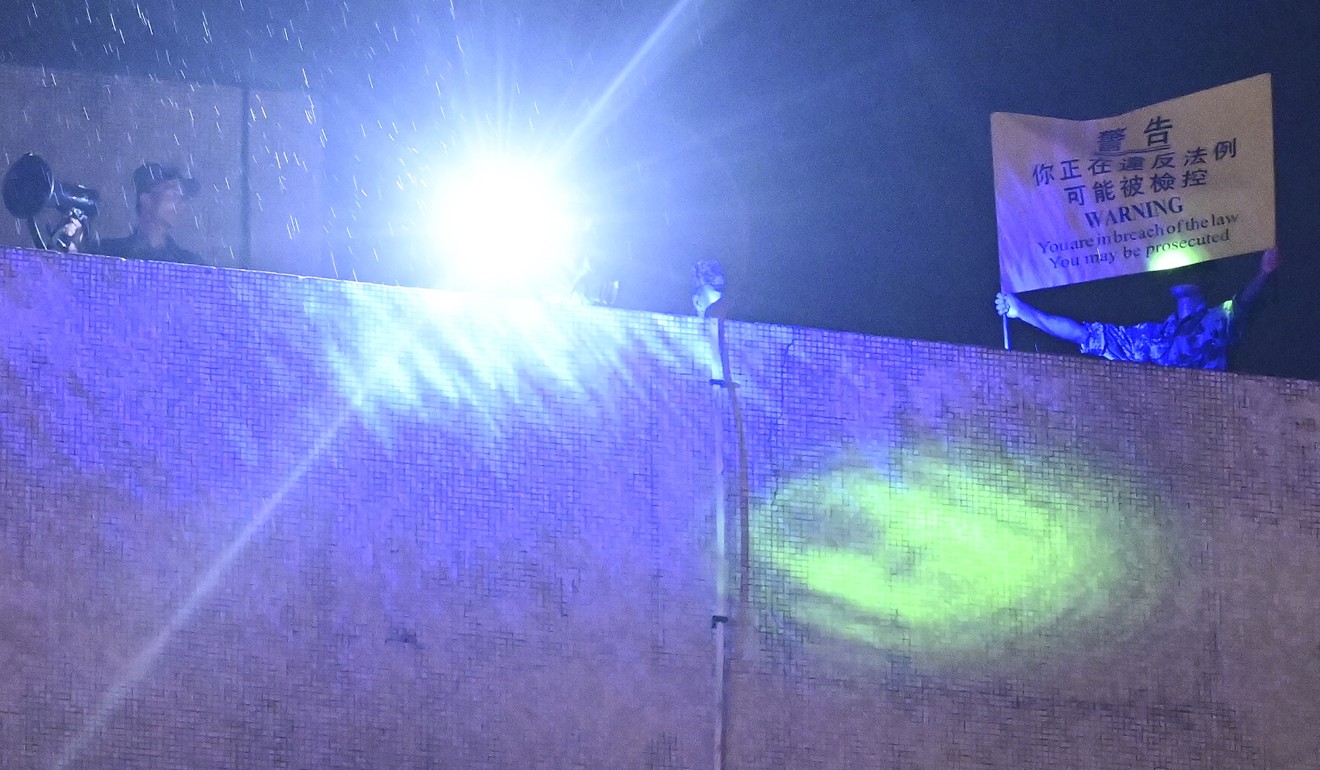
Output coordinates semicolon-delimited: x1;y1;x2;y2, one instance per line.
752;445;1168;667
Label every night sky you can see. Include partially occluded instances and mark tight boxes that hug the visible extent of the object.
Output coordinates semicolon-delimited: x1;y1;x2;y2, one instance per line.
3;0;1317;379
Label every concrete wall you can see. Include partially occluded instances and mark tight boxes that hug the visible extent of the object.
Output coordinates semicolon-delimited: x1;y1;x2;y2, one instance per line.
1;247;1317;769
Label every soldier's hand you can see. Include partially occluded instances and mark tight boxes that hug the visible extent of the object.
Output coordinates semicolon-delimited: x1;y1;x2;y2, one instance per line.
1260;247;1281;275
995;292;1020;319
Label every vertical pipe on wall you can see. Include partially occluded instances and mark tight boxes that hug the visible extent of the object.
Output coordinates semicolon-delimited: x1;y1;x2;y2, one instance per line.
705;315;730;770
726;319;754;770
708;316;752;770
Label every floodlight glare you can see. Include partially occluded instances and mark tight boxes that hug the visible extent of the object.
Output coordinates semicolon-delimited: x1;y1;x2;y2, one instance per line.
1147;245;1202;272
437;156;583;297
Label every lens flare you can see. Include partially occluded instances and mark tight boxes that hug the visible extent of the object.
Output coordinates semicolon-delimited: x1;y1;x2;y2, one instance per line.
437;155;582;296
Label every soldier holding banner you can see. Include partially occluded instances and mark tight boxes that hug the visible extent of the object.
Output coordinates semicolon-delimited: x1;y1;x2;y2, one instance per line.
996;247;1279;370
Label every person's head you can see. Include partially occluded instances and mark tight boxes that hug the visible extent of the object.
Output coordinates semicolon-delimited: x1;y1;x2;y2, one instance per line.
132;163;199;231
692;259;726;317
1170;283;1206;317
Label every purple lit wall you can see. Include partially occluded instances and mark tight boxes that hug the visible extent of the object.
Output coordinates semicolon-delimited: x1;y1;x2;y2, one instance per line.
2;247;1318;769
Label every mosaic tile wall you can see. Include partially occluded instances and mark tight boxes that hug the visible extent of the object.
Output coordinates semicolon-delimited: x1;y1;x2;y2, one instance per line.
719;326;1320;770
1;247;1317;769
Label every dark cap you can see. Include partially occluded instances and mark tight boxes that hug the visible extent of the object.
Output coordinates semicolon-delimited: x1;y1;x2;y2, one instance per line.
132;163;200;198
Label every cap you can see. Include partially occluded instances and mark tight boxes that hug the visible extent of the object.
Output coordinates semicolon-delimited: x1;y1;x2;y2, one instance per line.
132;163;200;198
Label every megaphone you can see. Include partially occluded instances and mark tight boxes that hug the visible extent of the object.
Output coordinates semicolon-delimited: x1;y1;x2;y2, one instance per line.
3;153;100;252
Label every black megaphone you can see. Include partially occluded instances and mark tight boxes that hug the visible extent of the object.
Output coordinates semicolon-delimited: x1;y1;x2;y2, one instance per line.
3;153;100;251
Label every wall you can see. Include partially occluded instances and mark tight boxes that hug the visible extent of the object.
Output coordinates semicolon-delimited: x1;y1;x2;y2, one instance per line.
1;247;1317;769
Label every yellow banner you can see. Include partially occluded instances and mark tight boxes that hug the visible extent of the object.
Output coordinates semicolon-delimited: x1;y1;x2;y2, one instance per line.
992;74;1275;293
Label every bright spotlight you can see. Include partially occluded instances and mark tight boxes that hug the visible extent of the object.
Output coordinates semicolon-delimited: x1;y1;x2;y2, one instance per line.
1147;245;1202;272
437;155;584;298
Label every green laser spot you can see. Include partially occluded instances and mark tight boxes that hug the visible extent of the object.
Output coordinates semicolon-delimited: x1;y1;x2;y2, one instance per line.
752;447;1167;665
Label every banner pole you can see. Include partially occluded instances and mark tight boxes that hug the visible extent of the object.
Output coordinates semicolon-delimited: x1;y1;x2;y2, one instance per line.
1002;313;1011;351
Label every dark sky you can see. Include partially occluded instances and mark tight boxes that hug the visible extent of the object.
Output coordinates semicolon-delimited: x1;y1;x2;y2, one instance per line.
3;0;1317;379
